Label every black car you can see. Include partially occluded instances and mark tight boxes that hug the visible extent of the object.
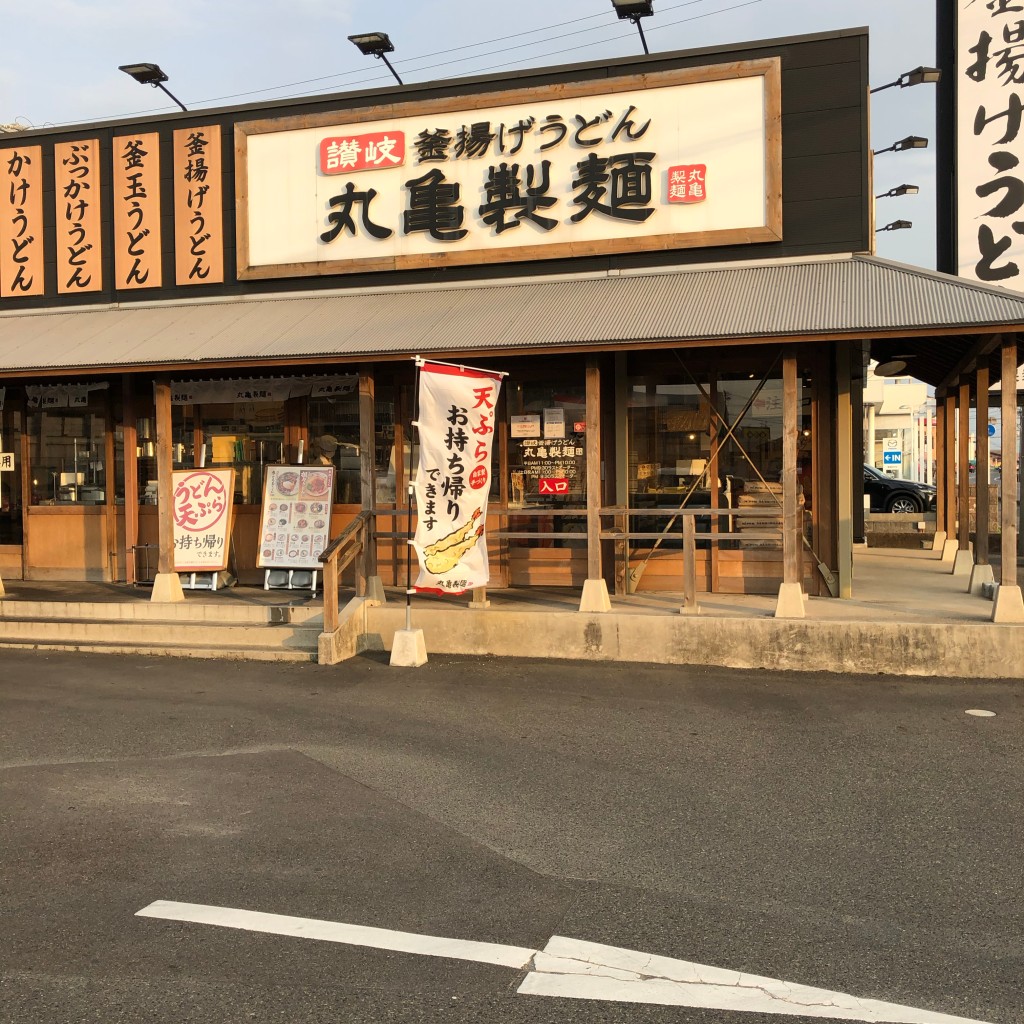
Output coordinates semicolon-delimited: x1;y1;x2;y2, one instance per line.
864;464;936;513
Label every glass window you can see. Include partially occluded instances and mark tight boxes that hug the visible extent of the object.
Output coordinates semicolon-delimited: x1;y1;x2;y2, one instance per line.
28;397;107;506
171;402;286;506
307;392;362;505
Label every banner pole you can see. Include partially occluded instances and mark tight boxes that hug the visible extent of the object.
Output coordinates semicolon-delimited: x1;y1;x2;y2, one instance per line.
405;359;422;632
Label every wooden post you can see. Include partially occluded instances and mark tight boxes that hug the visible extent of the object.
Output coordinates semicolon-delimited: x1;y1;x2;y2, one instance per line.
944;393;957;536
934;397;946;538
579;357;610;612
994;337;1024;621
358;364;378;591
122;375;139;585
680;514;698;614
976;362;990;566
836;346;854;598
151;378;184;602
958;380;971;551
586;357;601;581
1000;339;1019;590
775;351;805;617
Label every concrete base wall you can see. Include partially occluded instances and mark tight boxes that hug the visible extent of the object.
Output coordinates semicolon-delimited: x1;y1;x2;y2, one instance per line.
364;606;1024;679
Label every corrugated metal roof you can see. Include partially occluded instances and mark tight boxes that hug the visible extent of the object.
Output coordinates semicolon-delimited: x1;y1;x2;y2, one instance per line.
1;254;1022;376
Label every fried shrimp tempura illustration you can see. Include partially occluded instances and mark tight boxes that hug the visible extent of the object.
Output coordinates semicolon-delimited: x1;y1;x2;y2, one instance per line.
423;508;485;574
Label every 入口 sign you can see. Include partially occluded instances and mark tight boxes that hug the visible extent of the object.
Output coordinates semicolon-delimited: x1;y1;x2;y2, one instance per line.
237;61;781;280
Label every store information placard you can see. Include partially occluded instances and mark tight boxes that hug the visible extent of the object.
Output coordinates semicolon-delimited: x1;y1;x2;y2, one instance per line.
171;469;235;572
257;465;335;570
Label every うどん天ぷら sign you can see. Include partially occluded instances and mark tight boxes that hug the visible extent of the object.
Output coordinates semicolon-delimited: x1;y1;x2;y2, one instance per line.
236;60;781;279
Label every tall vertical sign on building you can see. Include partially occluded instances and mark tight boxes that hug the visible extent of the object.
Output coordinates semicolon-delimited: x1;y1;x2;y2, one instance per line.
944;1;1024;289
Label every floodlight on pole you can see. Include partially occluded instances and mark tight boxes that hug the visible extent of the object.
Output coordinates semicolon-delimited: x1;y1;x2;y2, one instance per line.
870;66;941;94
872;136;928;155
611;0;654;55
348;32;403;85
878;220;913;232
118;63;188;112
876;184;921;199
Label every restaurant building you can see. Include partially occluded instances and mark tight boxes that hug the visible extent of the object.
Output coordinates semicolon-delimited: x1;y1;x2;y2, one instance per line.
1;27;1022;617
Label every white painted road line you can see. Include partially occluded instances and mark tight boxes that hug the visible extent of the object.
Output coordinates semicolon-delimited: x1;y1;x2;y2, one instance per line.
136;900;993;1024
135;900;536;969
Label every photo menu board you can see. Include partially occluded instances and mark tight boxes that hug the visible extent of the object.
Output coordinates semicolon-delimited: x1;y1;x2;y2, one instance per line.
257;465;334;570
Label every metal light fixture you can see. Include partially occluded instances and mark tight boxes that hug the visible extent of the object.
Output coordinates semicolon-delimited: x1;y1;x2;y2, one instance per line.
611;0;654;55
348;32;403;85
118;62;188;112
870;66;942;94
875;359;909;377
876;184;920;199
872;136;928;155
878;220;913;231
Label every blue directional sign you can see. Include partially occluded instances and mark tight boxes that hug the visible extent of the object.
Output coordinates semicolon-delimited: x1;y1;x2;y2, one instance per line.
883;450;902;465
988;423;996;437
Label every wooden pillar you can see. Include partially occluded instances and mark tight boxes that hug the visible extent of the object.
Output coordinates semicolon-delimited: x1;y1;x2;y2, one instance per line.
976;362;990;566
994;337;1024;620
580;356;610;612
934;397;946;537
775;351;805;617
944;393;957;536
958;380;971;551
358;364;378;584
151;378;184;602
836;345;854;598
586;357;601;581
122;375;139;585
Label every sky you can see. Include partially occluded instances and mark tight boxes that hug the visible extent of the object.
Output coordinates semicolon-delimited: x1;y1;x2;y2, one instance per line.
0;0;938;267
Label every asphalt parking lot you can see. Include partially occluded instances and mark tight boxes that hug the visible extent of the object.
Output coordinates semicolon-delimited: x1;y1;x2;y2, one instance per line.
1;650;1021;1023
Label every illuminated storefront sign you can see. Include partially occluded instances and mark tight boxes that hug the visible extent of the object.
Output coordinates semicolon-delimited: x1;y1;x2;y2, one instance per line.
237;61;781;279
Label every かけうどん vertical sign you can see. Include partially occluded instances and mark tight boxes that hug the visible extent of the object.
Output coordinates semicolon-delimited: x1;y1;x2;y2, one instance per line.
171;469;235;571
413;362;504;595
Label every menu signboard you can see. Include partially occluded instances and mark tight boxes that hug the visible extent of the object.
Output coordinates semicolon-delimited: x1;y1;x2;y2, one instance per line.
257;465;334;570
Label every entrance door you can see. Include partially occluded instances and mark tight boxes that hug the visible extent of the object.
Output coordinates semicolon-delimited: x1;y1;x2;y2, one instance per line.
0;398;24;579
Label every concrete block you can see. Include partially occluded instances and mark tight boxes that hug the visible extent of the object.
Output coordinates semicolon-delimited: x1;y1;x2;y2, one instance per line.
774;582;806;619
951;549;974;577
365;575;386;604
967;562;995;597
992;585;1024;624
390;627;428;667
940;538;959;562
150;572;185;603
931;530;947;552
579;578;612;613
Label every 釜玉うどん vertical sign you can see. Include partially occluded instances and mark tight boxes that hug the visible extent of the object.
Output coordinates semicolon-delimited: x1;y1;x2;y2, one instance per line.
113;132;163;289
0;146;44;297
171;468;235;572
236;60;781;279
956;1;1024;287
413;362;504;594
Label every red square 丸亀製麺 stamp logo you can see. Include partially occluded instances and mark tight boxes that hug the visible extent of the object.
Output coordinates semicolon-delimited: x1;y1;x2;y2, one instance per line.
668;164;707;204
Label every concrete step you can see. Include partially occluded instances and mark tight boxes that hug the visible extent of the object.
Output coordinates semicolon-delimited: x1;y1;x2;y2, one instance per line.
0;616;320;649
0;599;322;626
0;636;316;662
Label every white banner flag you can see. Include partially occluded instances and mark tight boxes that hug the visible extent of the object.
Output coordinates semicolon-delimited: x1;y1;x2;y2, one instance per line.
413;361;503;595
